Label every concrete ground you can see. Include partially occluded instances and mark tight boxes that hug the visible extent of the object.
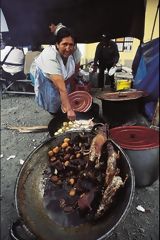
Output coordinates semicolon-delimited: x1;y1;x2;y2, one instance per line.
1;93;159;240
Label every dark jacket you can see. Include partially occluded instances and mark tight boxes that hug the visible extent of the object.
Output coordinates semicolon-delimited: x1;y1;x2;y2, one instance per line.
94;40;119;68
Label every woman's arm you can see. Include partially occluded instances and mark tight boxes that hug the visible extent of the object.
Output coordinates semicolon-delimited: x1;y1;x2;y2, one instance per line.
49;74;76;121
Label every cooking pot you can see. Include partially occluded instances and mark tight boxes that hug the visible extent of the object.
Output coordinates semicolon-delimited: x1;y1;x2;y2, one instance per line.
96;90;147;127
110;126;159;187
11;131;135;240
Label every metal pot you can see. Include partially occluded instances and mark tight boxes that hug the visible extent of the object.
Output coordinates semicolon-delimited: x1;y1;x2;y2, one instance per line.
12;131;135;240
110;126;159;187
96;90;147;127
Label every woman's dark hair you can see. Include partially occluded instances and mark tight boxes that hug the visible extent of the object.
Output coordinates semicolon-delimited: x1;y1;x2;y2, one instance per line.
55;28;77;44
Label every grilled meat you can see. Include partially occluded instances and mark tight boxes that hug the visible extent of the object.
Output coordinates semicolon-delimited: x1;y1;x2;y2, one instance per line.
105;141;120;186
95;141;128;219
95;175;125;218
89;124;108;167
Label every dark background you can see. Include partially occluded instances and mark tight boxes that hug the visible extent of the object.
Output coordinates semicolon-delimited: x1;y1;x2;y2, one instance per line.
1;0;145;45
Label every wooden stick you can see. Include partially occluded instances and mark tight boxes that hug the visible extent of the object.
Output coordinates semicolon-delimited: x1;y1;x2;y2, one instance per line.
5;125;48;133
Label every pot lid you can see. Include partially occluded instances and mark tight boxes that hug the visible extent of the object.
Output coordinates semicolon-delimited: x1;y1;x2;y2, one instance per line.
97;90;147;101
68;91;92;112
110;126;159;150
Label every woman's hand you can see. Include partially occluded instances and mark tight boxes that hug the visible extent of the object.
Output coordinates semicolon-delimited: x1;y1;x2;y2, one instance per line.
67;109;76;121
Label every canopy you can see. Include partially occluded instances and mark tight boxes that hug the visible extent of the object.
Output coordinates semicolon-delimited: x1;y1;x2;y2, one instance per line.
1;0;145;45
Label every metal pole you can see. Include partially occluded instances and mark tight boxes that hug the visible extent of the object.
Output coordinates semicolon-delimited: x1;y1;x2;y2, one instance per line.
151;99;159;128
150;0;159;40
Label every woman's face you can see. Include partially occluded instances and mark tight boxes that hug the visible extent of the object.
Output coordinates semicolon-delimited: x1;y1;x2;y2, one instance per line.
56;36;74;58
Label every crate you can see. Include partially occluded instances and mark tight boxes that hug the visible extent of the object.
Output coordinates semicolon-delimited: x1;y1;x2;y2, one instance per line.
115;79;132;91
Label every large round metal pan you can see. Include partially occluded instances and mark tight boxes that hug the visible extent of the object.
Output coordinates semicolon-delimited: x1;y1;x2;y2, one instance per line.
14;132;135;240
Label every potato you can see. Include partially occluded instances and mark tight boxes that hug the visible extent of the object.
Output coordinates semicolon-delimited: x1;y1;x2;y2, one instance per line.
76;153;81;158
48;150;53;157
54;132;59;136
63;122;68;127
52;146;59;153
68;178;75;185
64;161;69;166
61;142;69;148
63;138;70;143
57;128;63;133
68;121;73;126
69;188;76;196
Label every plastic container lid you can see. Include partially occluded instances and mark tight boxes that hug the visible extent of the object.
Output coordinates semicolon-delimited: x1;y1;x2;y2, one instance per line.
110;126;159;150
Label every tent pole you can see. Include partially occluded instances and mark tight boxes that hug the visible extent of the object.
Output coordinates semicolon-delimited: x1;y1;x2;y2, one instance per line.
150;99;159;130
150;0;159;40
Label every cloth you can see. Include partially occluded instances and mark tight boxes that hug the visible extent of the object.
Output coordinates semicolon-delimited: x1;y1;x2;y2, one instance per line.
33;45;75;113
0;46;24;74
30;61;37;85
47;23;66;44
34;67;71;113
1;70;26;82
30;45;81;83
54;23;66;35
35;45;75;78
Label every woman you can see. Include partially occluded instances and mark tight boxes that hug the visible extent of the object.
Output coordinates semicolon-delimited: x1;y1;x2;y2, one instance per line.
32;28;80;121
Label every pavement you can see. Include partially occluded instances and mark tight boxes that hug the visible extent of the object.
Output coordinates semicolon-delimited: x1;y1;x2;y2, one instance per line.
1;92;159;240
